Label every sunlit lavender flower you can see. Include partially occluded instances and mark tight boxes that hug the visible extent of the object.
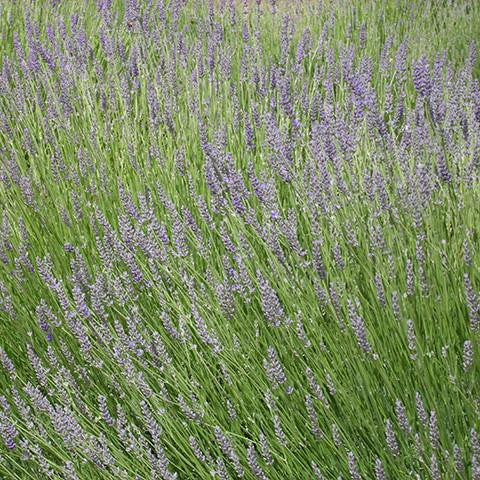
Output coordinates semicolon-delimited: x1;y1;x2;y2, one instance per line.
385;419;400;456
464;273;479;331
463;340;474;371
395;399;411;433
30;443;54;476
391;291;401;321
140;400;162;447
153;443;178;480
0;410;18;449
413;55;432;98
333;242;345;270
429;411;440;450
311;461;325;479
406;259;414;296
430;453;441;480
50;404;86;450
189;435;210;464
273;414;288;447
347;299;372;354
247;444;269;480
306;367;329;407
453;444;464;473
63;460;80;480
331;422;342;448
257;271;285;327
325;373;337;396
406;320;417;359
375;273;386;307
98;395;114;427
305;394;323;440
178;394;202;422
473;454;480;480
215;456;230;480
471;428;480;457
192;303;223;354
258;432;273;465
347;451;361;480
264;346;287;389
26;344;49;387
464;239;473;267
214;426;244;477
0;347;16;379
415;391;428;427
374;458;387;480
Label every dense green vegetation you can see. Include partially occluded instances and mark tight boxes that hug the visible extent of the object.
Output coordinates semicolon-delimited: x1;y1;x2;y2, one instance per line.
0;0;479;478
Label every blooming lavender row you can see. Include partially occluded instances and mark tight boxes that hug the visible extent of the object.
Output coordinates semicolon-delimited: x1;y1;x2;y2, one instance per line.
0;0;479;478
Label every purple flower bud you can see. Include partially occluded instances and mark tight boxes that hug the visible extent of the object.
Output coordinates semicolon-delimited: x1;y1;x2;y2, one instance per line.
406;259;414;296
453;444;464;473
463;340;474;371
347;451;361;480
26;344;49;387
215;456;230;480
347;299;372;354
0;410;18;449
375;273;386;307
430;453;441;480
415;391;428;427
395;399;411;433
246;444;269;480
0;347;16;378
273;413;287;447
258;432;273;465
98;395;114;427
305;394;323;440
306;367;329;407
407;320;417;359
413;55;432;98
385;419;400;456
374;458;387;480
429;411;440;450
473;455;480;480
331;423;342;448
264;346;287;388
311;462;325;479
472;428;480;458
214;426;244;477
257;271;285;327
391;291;401;321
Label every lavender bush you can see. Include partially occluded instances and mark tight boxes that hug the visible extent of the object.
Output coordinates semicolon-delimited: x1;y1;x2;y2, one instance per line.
0;0;479;478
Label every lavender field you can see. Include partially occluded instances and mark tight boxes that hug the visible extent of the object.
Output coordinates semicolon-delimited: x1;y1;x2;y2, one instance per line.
0;0;480;478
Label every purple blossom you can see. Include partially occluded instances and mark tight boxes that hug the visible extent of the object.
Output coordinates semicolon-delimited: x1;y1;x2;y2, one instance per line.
385;419;400;456
257;271;285;327
0;410;18;449
413;55;432;98
374;458;387;480
395;399;411;433
305;394;323;440
0;347;16;378
213;426;244;477
246;444;269;480
347;299;372;354
258;432;273;465
264;346;287;388
429;410;440;450
463;340;474;371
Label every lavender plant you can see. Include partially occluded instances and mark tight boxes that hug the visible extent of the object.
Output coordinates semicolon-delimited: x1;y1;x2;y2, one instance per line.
0;0;479;478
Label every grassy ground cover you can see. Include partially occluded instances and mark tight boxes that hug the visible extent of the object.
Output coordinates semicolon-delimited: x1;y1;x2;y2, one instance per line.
0;0;480;478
